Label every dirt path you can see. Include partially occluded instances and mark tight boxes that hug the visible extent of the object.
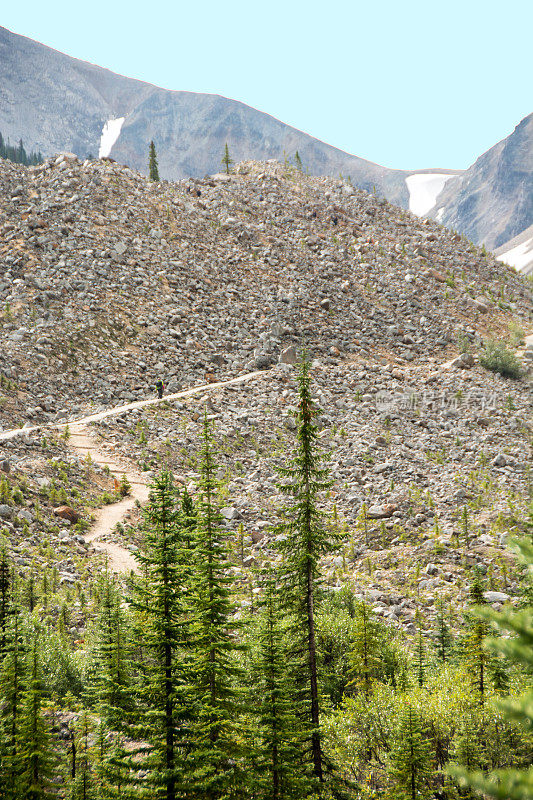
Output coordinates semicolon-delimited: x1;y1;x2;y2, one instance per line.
0;369;264;443
68;426;150;574
0;369;266;573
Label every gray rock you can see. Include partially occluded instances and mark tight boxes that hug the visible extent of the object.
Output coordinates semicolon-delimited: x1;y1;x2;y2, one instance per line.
0;505;12;519
279;346;297;365
220;506;241;521
425;563;438;576
0;460;10;474
254;353;271;369
483;591;510;603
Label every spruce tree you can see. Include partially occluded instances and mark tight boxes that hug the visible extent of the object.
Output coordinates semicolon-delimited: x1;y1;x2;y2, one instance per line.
348;602;386;698
388;703;433;800
189;416;243;799
69;710;97;800
275;352;338;787
294;151;303;172
126;469;194;800
17;629;57;800
448;535;533;800
253;568;308;800
0;573;26;799
433;599;453;663
149;141;160;181
221;143;234;175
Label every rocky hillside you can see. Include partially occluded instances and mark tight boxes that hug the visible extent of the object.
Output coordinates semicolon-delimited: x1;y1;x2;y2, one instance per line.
0;24;419;205
0;153;532;622
428;112;533;254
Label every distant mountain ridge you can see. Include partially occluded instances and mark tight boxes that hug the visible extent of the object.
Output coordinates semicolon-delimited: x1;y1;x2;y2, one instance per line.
0;24;531;265
0;24;421;206
427;113;533;257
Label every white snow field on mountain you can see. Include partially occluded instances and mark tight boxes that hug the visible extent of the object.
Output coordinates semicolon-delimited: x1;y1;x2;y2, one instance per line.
98;117;125;158
495;226;533;275
405;173;456;216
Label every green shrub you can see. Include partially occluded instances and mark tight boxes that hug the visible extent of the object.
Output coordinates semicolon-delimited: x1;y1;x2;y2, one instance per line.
479;340;523;379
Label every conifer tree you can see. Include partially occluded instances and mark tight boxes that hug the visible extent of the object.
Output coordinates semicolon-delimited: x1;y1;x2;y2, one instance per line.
462;570;490;703
433;599;453;663
17;629;57;800
294;151;303;172
449;535;533;800
388;704;433;800
253;568;307;800
69;710;97;800
275;353;337;787
126;469;193;800
348;602;386;698
221;143;234;175
181;487;196;549
149;141;160;181
86;570;131;730
0;573;26;799
189;416;243;799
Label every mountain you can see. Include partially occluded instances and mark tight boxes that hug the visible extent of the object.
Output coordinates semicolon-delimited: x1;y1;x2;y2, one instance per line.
427;113;533;254
0;23;437;207
495;223;533;276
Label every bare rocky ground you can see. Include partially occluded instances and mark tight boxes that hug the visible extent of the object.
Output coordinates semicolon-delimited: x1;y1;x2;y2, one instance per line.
0;152;532;635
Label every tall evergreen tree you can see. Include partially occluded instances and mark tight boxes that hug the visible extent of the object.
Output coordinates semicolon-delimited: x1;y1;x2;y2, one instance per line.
189;416;243;799
17;629;57;800
348;602;386;698
275;353;338;787
294;151;303;172
126;470;194;799
221;143;234;175
149;141;160;181
433;599;454;663
449;535;533;800
388;704;433;800
0;573;26;799
252;569;308;800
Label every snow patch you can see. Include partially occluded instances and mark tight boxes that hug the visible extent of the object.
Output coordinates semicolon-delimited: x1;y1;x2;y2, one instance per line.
99;117;125;159
497;237;533;273
405;173;455;217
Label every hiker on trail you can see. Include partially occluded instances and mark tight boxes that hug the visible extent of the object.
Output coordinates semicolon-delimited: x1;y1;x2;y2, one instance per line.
155;379;165;399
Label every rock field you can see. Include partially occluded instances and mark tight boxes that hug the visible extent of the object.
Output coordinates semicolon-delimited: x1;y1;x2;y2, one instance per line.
0;152;532;630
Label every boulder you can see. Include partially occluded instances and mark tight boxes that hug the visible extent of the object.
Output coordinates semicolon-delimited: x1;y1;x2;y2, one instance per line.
366;503;398;519
53;506;80;524
279;346;297;365
483;591;510;604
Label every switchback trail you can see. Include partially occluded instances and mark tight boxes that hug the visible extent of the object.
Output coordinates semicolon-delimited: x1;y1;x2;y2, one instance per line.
0;369;265;573
68;426;150;573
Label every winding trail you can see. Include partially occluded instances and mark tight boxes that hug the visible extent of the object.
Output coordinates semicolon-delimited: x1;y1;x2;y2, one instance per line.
68;427;149;573
0;369;265;573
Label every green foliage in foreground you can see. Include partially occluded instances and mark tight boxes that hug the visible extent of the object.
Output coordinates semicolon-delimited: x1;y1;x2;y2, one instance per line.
479;339;524;379
0;363;530;798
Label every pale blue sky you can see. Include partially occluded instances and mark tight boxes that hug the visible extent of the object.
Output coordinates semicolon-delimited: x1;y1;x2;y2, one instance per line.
3;0;531;170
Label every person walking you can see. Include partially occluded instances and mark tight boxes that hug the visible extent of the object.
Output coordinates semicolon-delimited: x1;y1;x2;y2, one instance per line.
155;379;165;399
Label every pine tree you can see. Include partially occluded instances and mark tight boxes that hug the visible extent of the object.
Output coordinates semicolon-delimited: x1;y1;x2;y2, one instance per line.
348;602;386;697
181;487;196;549
433;599;453;663
294;151;303;172
221;143;234;175
414;628;427;688
448;535;533;800
69;710;97;800
462;569;490;703
188;416;243;799
275;353;338;787
388;703;433;800
17;629;57;800
127;470;193;800
0;573;26;799
86;569;132;731
253;569;308;800
149;141;160;181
